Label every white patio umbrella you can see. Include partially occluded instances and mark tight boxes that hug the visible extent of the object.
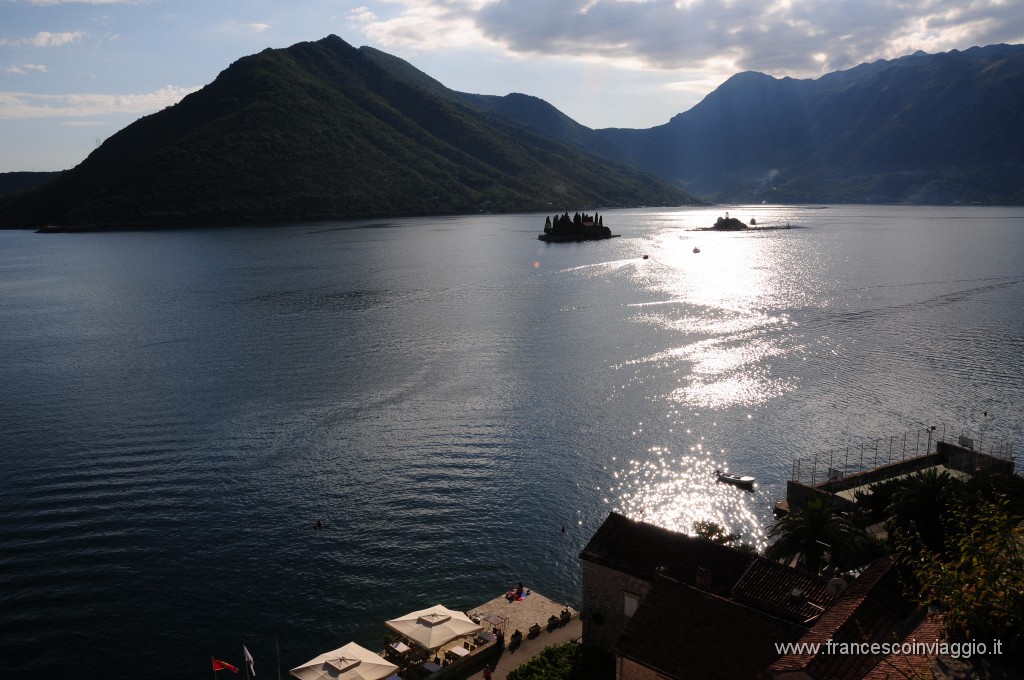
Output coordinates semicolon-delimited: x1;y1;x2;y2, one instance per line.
384;604;483;652
289;641;398;680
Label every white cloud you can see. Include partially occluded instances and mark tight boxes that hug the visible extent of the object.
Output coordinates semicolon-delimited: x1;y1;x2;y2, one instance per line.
0;85;199;120
207;19;283;39
349;6;379;23
0;31;88;47
6;64;50;75
356;1;495;52
32;31;86;47
353;0;1024;77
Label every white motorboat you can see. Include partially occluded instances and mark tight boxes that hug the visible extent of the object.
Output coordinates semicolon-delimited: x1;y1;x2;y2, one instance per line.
715;469;755;488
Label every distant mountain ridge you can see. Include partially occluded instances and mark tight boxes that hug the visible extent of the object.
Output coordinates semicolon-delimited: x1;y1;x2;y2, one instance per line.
362;42;1024;204
3;39;1022;229
625;44;1024;203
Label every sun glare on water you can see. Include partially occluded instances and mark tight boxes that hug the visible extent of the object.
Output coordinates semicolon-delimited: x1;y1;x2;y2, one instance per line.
626;209;807;411
609;446;768;551
601;208;817;544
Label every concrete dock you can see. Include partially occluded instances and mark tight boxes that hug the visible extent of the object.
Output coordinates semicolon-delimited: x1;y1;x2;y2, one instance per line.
468;588;578;641
465;588;581;680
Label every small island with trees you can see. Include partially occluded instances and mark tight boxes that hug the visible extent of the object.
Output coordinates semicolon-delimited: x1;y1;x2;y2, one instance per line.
705;210;749;230
539;211;618;242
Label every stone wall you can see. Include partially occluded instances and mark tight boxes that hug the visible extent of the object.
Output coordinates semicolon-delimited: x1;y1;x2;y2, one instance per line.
581;560;652;652
784;480;842;513
618;657;664;680
940;440;1016;476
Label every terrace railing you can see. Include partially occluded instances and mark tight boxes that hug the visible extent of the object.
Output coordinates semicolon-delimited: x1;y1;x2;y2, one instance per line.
789;424;1015;486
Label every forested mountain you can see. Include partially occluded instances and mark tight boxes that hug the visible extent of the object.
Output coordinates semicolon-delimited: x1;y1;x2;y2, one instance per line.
368;42;1024;204
598;44;1024;203
358;48;631;167
0;36;695;230
4;39;1022;229
0;172;62;198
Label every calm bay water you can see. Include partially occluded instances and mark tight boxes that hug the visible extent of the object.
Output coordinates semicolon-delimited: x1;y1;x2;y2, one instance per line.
1;205;1022;677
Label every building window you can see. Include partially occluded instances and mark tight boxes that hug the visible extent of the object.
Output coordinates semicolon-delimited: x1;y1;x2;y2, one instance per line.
623;592;639;618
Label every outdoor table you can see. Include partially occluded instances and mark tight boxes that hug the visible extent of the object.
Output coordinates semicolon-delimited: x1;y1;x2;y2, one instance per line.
451;646;470;658
391;641;410;654
479;631;495;643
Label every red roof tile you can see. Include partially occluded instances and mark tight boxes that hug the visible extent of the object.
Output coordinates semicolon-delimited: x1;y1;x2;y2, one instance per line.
769;557;917;680
731;557;832;625
862;614;944;680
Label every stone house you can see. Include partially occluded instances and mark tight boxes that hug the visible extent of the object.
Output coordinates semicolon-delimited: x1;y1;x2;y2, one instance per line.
612;573;807;679
580;513;923;679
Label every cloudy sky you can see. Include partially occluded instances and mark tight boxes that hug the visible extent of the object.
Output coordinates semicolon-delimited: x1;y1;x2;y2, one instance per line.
2;0;1023;172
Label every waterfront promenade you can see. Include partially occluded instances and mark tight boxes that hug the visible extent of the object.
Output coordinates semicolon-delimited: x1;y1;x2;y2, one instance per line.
466;589;582;680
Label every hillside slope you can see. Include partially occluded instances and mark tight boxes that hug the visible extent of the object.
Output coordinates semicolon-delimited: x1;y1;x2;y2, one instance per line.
0;36;696;230
598;44;1024;203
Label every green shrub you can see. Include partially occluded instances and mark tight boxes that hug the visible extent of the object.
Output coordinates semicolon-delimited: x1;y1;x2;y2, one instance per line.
506;643;613;680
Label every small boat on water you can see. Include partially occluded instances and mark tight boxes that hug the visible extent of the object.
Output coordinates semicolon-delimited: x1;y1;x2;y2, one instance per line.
693;246;700;253
715;469;755;488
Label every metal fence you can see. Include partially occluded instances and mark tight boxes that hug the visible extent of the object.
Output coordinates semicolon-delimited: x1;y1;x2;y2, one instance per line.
789;424;1016;486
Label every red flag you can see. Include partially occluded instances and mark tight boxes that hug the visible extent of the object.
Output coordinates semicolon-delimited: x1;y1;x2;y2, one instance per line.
213;658;239;673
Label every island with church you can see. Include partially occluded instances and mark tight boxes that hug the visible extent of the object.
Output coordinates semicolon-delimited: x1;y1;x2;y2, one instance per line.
539;211;618;242
706;210;749;230
697;211;793;231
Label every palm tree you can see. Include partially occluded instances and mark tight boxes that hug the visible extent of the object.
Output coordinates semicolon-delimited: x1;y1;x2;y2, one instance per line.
886;468;962;552
766;496;879;574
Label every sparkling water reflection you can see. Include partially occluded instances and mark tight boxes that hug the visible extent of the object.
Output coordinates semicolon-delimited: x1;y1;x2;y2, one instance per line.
601;204;1024;547
1;206;1022;677
611;446;768;552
